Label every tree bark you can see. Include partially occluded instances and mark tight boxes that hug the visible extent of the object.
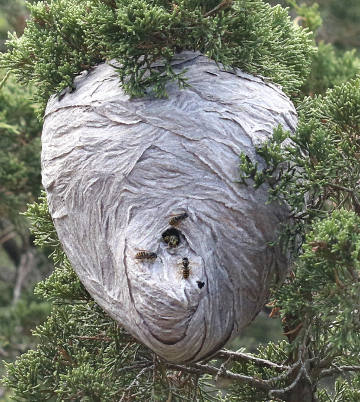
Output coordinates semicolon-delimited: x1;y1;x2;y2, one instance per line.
285;378;316;402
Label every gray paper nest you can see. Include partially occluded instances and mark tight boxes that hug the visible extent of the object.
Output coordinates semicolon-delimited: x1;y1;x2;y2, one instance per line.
42;52;296;363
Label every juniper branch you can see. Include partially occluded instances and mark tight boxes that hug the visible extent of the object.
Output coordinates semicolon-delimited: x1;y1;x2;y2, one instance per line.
268;365;305;399
320;365;360;378
215;349;290;372
165;362;271;391
204;0;233;17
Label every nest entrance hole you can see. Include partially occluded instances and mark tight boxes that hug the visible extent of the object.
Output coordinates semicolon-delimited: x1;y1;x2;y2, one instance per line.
162;228;181;248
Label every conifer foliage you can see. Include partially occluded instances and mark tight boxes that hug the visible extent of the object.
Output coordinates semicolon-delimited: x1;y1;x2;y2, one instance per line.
1;0;314;112
238;77;360;400
2;0;360;401
0;73;41;218
4;195;217;401
0;72;50;398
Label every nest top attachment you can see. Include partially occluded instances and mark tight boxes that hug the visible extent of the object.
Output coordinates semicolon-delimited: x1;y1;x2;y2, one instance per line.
42;52;296;362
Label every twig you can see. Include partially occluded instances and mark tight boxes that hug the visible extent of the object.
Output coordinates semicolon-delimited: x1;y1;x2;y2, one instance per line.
268;365;305;398
318;355;335;369
117;363;152;373
204;0;233;17
119;365;154;401
73;335;112;342
165;362;271;391
336;192;350;210
326;183;360;211
163;363;205;377
215;349;290;372
263;361;301;385
303;358;315;387
13;250;36;304
125;366;153;391
214;356;232;383
320;365;360;378
334;269;345;289
268;317;313;397
346;264;359;282
326;183;355;193
283;322;303;336
0;71;11;91
0;230;16;246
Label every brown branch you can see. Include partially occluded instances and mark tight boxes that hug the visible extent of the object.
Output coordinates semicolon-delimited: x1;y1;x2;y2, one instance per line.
267;319;314;398
158;323;317;398
320;365;360;378
346;264;359;282
326;183;360;211
215;349;290;372
73;335;112;342
117;363;153;373
268;365;305;399
318;355;335;369
0;70;11;91
162;339;318;396
165;362;271;391
326;183;354;193
119;365;154;402
204;0;233;17
0;230;16;245
283;322;303;336
214;356;232;383
334;269;345;289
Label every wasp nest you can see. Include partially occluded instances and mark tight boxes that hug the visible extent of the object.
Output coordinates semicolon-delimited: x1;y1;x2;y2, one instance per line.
42;52;296;363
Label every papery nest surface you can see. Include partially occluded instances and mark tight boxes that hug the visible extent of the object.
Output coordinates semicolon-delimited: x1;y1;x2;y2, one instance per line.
42;52;296;362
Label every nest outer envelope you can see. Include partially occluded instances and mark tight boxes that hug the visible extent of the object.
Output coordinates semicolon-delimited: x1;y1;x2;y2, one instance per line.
42;52;296;363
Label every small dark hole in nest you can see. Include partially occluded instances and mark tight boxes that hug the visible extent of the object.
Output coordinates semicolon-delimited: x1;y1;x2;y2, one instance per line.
197;281;205;289
162;228;181;248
